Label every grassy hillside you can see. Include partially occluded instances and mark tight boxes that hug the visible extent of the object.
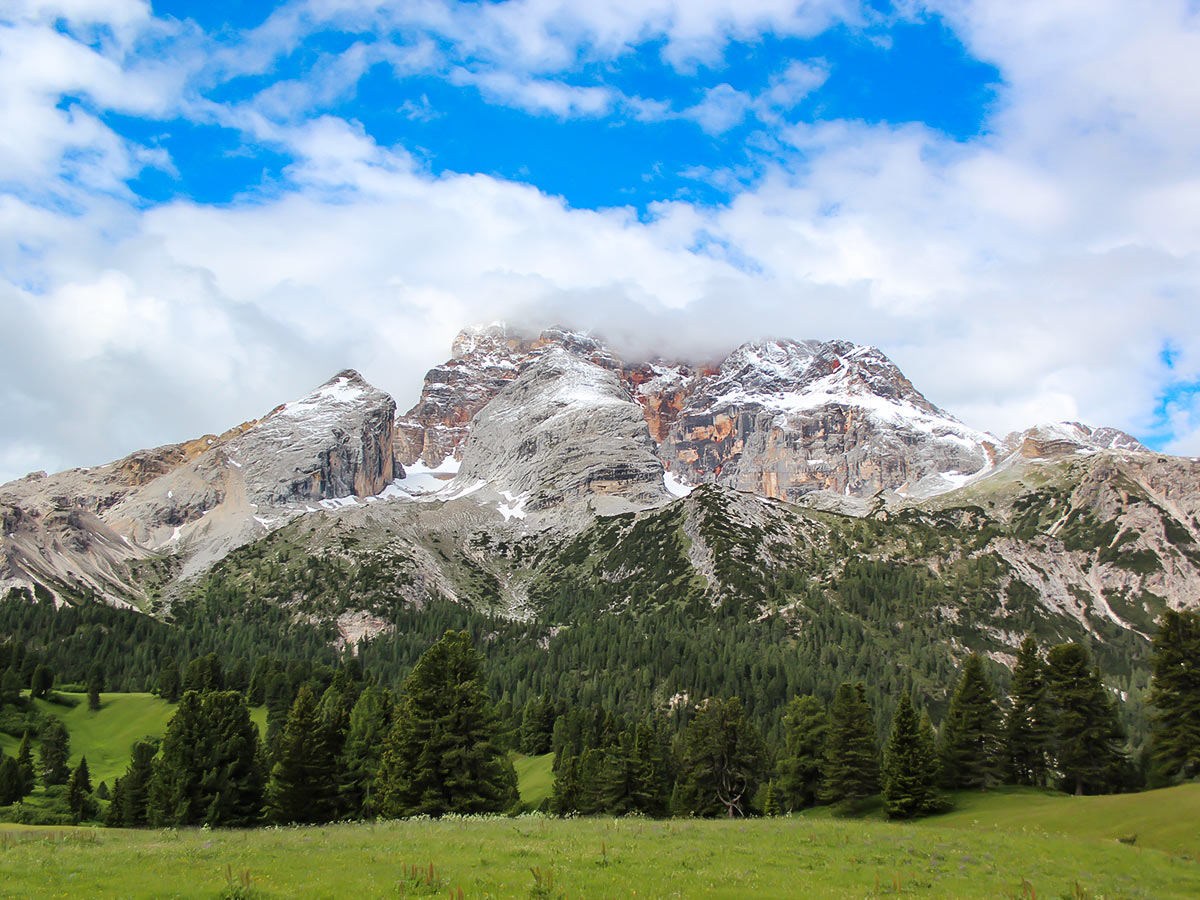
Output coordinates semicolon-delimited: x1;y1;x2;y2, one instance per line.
921;784;1200;857
2;812;1197;900
512;751;555;809
10;693;177;788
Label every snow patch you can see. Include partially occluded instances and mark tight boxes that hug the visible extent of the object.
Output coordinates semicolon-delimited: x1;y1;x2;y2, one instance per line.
664;470;692;497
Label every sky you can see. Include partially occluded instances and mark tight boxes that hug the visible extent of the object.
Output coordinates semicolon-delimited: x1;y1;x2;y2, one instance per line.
2;0;1199;482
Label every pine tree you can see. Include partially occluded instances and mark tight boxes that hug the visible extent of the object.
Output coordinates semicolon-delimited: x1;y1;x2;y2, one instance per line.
375;631;517;817
521;694;555;755
30;664;53;700
776;695;828;812
882;694;941;819
156;658;181;702
939;654;1001;790
66;757;96;821
550;754;582;815
16;731;35;796
630;718;670;816
762;779;780;817
183;653;224;694
1003;636;1052;786
115;738;158;826
339;684;393;818
598;730;639;815
87;663;104;711
672;697;764;818
265;684;339;824
105;777;126;827
1147;609;1200;783
0;756;21;805
1045;643;1125;795
147;690;264;826
821;683;879;808
39;719;70;786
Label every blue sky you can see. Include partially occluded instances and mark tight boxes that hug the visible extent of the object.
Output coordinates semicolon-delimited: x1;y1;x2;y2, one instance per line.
1;0;1199;478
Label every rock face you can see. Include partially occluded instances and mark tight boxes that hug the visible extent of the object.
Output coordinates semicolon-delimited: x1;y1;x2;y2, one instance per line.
454;349;668;510
400;327;999;500
223;369;401;505
658;339;998;500
1007;422;1147;459
1;369;402;604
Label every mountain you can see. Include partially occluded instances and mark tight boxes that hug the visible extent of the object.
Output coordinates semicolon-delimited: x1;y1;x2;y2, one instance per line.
2;324;1198;734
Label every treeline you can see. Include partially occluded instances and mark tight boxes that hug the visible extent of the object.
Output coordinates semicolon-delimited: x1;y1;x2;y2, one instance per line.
2;608;1196;826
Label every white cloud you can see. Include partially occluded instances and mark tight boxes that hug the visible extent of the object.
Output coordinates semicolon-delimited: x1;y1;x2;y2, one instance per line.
3;0;1200;480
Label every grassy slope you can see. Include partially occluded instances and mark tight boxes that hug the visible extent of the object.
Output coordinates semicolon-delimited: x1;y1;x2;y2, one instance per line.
512;752;555;809
27;693;176;787
2;814;1198;900
921;784;1200;857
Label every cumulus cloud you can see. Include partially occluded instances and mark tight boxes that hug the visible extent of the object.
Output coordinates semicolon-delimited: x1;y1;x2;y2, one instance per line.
3;0;1200;481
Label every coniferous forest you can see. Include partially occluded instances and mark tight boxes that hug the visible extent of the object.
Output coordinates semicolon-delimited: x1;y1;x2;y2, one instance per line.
1;607;1197;827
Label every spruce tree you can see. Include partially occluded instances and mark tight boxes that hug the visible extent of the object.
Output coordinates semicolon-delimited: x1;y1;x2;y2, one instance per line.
375;630;517;817
672;697;764;817
598;730;639;815
340;684;393;818
87;664;104;712
1147;609;1200;783
1003;636;1051;786
30;664;53;700
550;754;581;815
882;694;941;819
156;658;181;702
116;738;158;826
820;683;879;808
147;690;263;826
266;684;339;824
776;695;828;812
66;757;96;821
1045;643;1125;795
39;719;70;786
0;756;20;806
16;731;35;796
939;654;1001;790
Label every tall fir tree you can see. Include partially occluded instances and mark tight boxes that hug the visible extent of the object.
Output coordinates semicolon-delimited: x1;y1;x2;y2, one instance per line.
147;690;264;827
939;654;1001;790
111;738;159;827
821;683;879;808
156;658;181;702
265;684;339;824
16;731;35;796
672;697;764;818
339;684;393;818
30;664;53;700
882;694;941;819
776;695;828;812
1045;643;1125;796
66;757;96;821
39;719;70;787
87;663;104;711
1146;609;1200;783
375;631;517;817
1003;636;1052;786
0;755;21;805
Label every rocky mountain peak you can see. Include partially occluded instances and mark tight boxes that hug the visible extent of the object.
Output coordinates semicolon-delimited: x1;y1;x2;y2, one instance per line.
1008;422;1148;459
454;348;668;512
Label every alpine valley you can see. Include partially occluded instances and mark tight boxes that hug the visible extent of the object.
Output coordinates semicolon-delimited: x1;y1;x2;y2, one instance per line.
3;324;1199;742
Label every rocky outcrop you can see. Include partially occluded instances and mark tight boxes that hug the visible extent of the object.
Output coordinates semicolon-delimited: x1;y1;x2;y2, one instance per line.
398;329;1002;500
658;340;998;499
1006;422;1147;459
453;349;668;510
223;369;400;505
1;369;403;603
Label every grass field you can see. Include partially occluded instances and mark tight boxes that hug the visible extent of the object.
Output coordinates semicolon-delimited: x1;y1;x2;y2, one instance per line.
512;752;555;810
3;697;1198;898
919;783;1200;857
2;799;1198;900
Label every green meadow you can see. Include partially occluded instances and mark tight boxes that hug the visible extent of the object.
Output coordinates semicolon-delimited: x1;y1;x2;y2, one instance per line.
2;786;1198;900
4;695;1198;899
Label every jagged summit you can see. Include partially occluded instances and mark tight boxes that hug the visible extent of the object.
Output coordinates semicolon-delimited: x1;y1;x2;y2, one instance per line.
396;327;1008;501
